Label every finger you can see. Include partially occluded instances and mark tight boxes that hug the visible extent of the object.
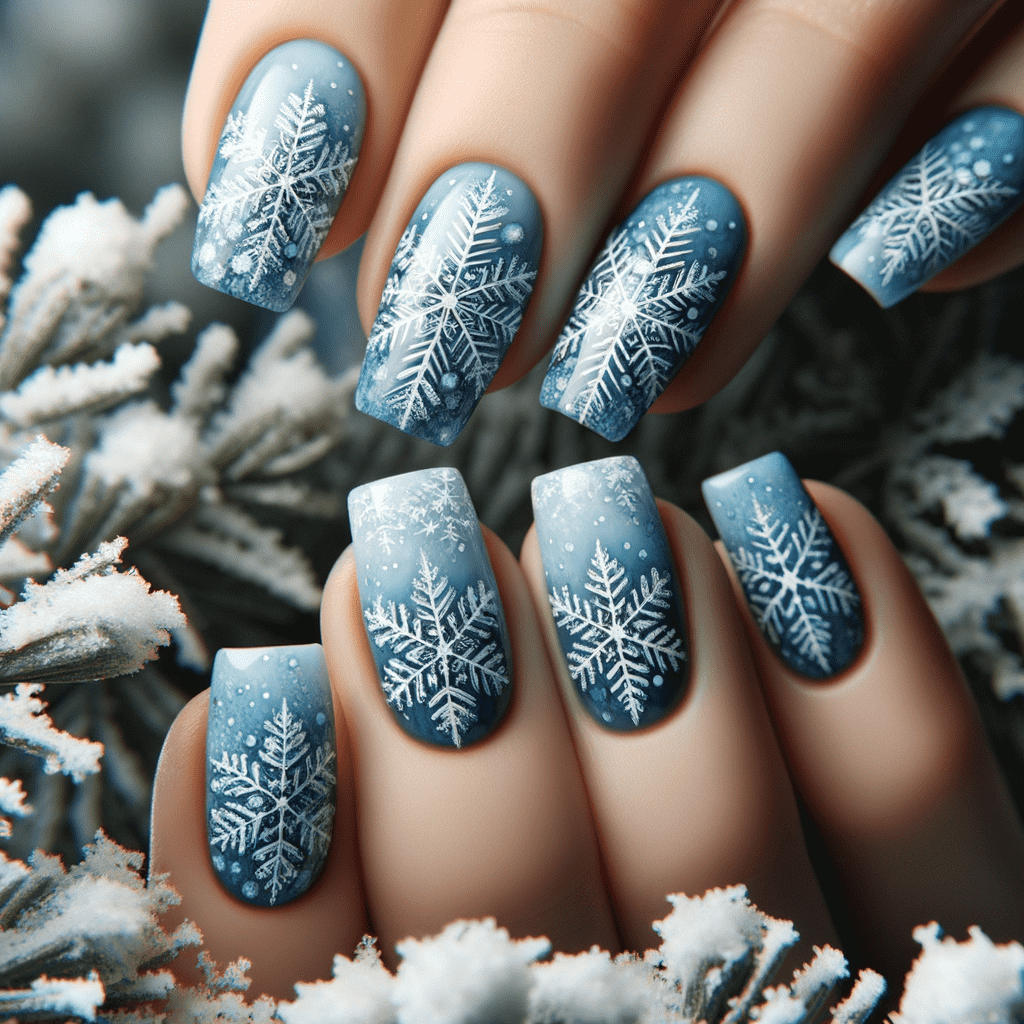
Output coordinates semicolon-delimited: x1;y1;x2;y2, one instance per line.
542;0;999;438
325;468;618;966
703;454;1024;986
183;0;448;310
149;646;367;1000
522;456;838;960
352;0;721;445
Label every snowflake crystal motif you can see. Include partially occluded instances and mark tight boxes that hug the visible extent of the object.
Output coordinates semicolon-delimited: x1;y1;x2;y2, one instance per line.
364;549;508;746
409;468;473;551
548;540;684;725
601;459;641;513
349;484;410;555
198;79;356;293
209;697;335;904
730;497;860;673
367;170;537;429
553;187;727;423
854;140;1017;285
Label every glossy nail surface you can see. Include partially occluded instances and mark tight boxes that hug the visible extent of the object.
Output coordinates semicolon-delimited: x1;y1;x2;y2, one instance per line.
532;457;688;730
702;453;864;679
541;176;745;442
356;163;542;446
349;467;513;747
830;105;1024;307
193;39;365;312
206;644;336;906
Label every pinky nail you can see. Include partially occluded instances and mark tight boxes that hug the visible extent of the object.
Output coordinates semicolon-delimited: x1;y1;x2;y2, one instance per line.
206;644;336;906
702;452;864;679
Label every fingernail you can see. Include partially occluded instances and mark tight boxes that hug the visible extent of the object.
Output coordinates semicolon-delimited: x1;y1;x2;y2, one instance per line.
531;456;689;729
701;453;864;679
348;467;513;747
540;176;744;442
356;163;542;446
830;105;1024;307
193;39;366;312
206;644;336;906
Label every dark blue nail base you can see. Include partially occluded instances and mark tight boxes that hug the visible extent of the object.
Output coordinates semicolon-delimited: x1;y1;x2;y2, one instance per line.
540;176;745;442
193;39;366;312
830;105;1024;307
206;644;336;906
532;457;688;730
349;468;513;748
702;453;864;679
356;163;542;446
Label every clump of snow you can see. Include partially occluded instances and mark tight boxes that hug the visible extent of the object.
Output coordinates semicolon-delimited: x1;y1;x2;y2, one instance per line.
392;918;549;1024
528;947;653;1024
891;923;1024;1024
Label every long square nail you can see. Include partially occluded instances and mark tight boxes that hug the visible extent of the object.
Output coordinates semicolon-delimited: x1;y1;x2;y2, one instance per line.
207;644;336;906
830;105;1024;307
348;468;513;747
532;457;688;729
540;176;745;442
193;39;366;312
355;163;542;446
702;453;864;679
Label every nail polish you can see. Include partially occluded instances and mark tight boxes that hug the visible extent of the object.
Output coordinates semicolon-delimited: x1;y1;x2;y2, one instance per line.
348;467;513;747
830;105;1024;307
356;163;542;446
702;453;864;679
193;39;366;312
540;176;745;442
531;457;688;729
206;644;336;906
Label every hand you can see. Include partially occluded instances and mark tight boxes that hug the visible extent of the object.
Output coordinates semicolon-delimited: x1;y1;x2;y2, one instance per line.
182;1;1024;445
149;455;1024;1002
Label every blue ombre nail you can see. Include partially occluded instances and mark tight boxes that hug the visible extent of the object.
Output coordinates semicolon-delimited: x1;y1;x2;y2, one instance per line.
702;453;864;679
541;176;744;442
532;457;688;730
193;39;366;312
206;644;336;906
348;468;513;748
830;106;1024;307
356;163;542;446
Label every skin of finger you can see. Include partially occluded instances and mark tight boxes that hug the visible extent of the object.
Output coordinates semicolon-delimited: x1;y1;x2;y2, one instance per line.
321;531;620;968
520;501;838;961
639;0;998;415
717;481;1024;983
148;687;367;1000
182;0;448;259
354;0;721;389
920;9;1024;292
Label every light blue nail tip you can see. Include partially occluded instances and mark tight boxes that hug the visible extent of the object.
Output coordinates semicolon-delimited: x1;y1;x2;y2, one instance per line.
206;644;336;906
540;176;745;442
532;457;689;730
348;468;513;748
702;453;864;680
356;163;542;446
830;106;1024;307
193;39;366;312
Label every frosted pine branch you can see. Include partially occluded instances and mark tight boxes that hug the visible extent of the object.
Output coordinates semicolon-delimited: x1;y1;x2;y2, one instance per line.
0;685;103;781
0;436;69;549
0;537;184;685
0;342;161;426
0;777;31;838
0;186;31;302
171;323;239;424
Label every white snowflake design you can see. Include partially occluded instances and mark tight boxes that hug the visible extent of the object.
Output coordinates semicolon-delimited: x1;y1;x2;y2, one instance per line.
548;540;684;725
552;187;726;423
367;170;537;429
363;549;509;747
209;697;335;904
730;497;860;673
197;79;356;293
853;141;1017;286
